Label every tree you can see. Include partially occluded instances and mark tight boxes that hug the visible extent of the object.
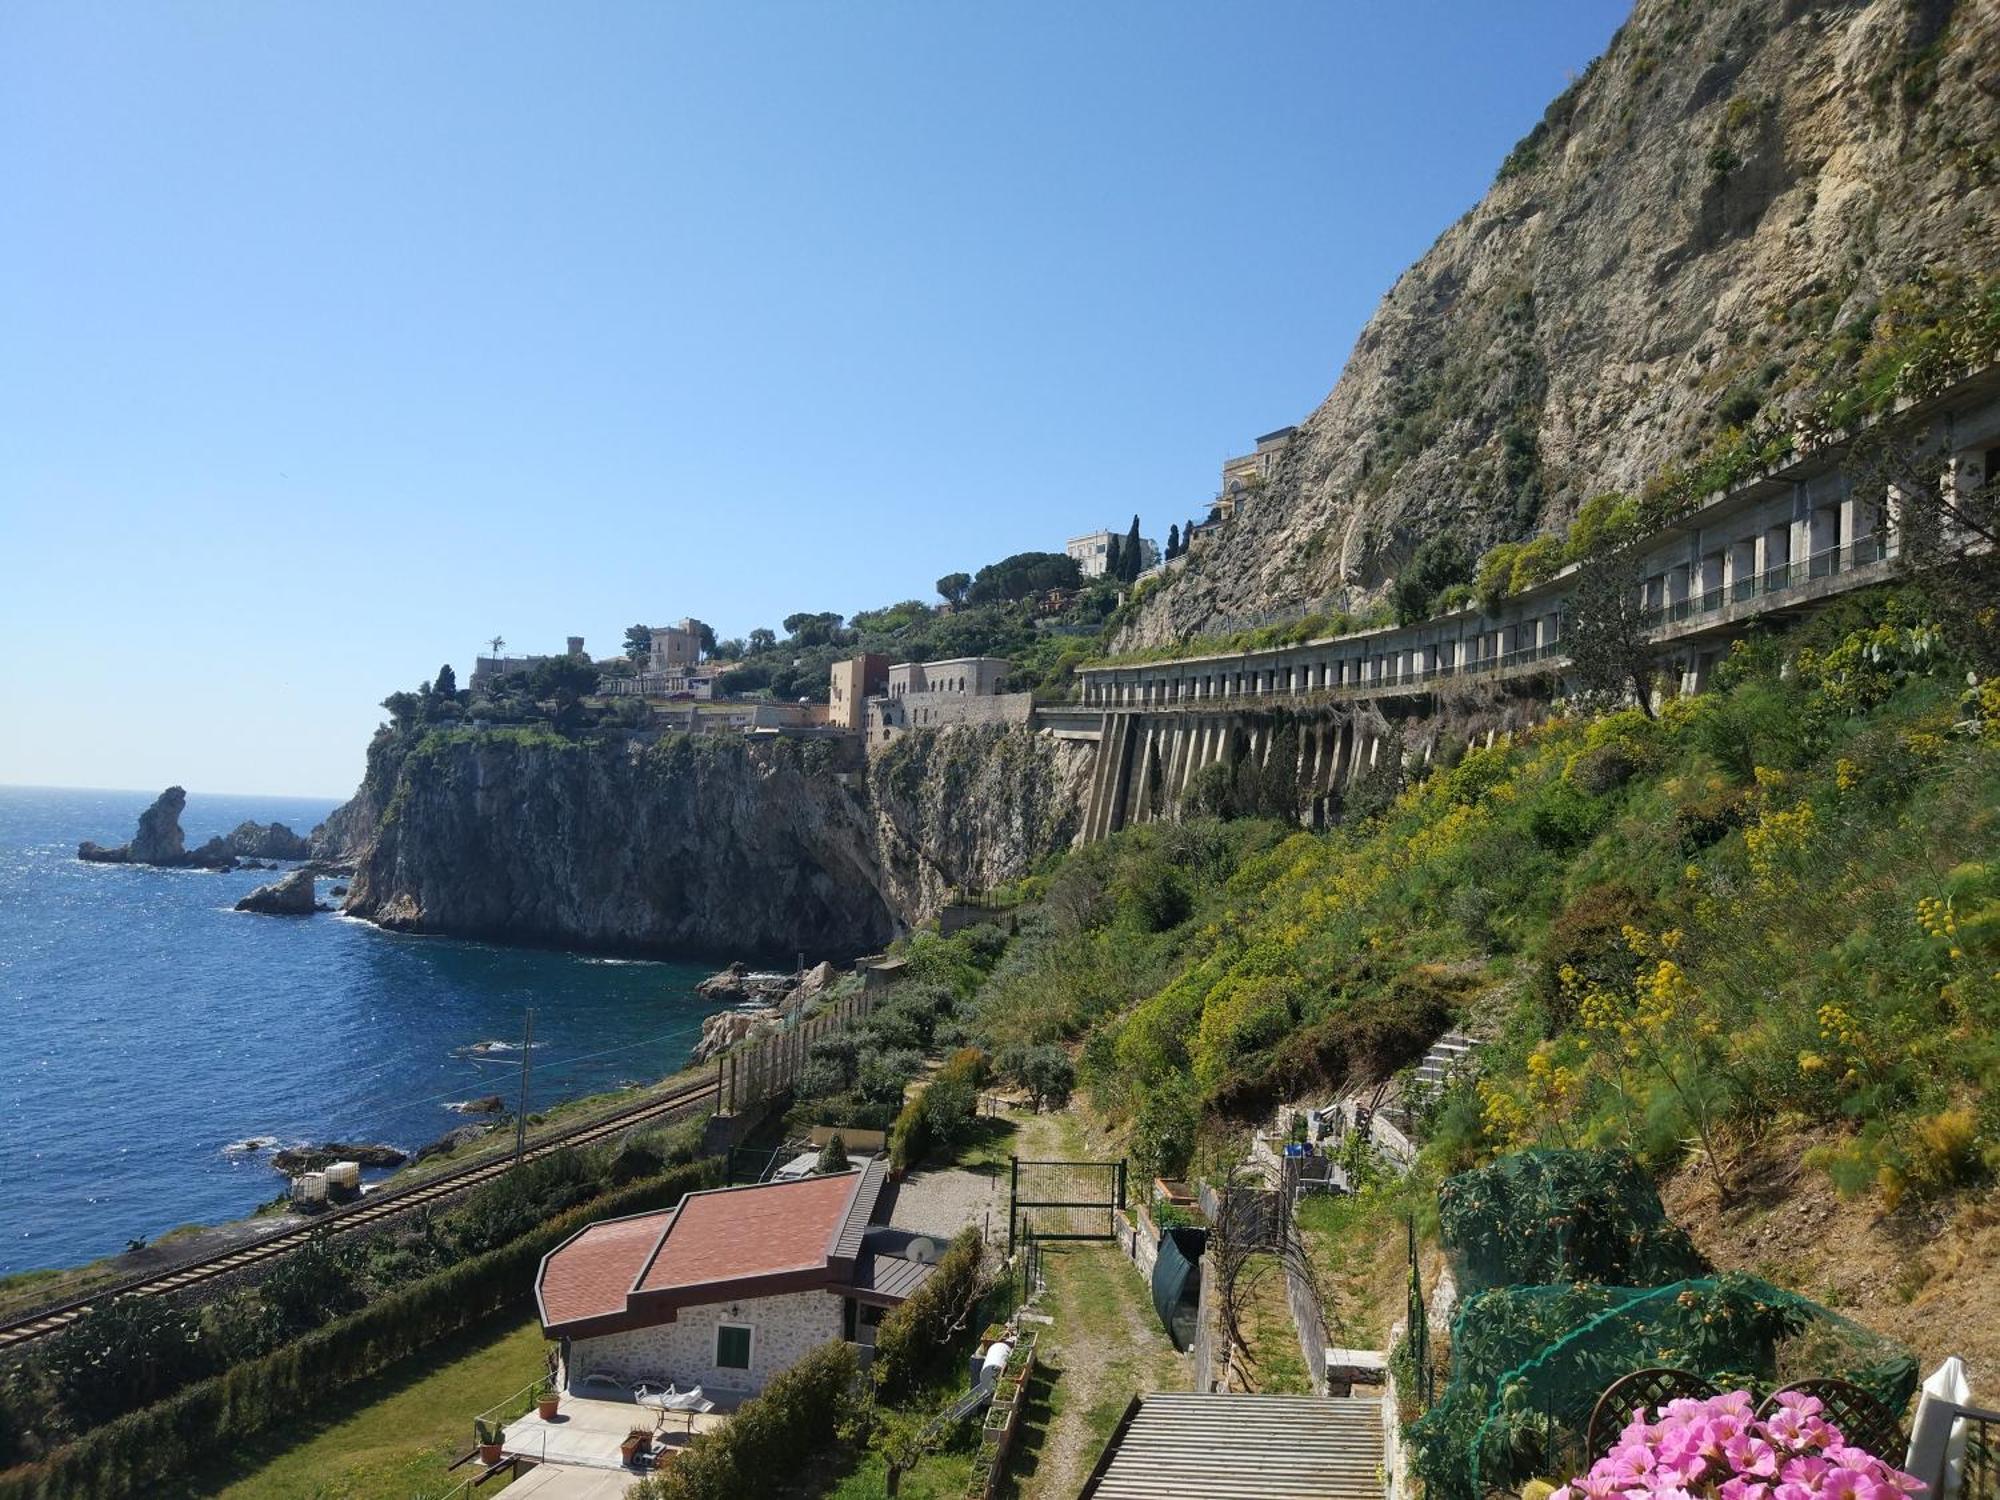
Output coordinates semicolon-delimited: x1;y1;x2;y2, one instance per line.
1564;539;1657;716
1124;514;1143;582
1166;523;1181;560
1185;518;1197;548
697;621;718;658
1848;411;2000;672
1104;534;1123;582
381;690;422;729
1392;532;1472;625
623;625;653;664
816;1134;849;1173
935;571;971;606
966;551;1084;605
748;627;777;652
713;637;747;661
433;663;458;700
782;612;843;647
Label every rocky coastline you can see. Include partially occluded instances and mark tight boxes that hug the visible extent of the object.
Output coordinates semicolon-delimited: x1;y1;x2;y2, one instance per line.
78;786;330;877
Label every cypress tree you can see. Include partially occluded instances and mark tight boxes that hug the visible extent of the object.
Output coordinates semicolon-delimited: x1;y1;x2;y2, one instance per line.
1104;534;1123;581
1167;523;1181;560
1124;514;1143;581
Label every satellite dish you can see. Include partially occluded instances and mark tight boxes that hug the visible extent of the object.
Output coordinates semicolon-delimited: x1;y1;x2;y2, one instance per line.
905;1235;940;1265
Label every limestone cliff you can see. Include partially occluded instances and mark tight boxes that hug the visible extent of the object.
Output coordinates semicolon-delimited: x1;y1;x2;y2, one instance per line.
1120;0;1999;647
339;724;1088;957
866;724;1095;918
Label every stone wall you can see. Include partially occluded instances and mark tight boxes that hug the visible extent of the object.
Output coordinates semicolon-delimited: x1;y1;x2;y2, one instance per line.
567;1287;846;1397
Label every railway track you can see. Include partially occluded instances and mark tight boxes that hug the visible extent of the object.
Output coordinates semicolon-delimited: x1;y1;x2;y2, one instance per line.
0;1071;720;1354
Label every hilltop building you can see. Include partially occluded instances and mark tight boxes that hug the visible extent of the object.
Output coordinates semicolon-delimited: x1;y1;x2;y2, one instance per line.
1067;530;1160;579
469;636;588;691
829;654;1033;748
646;620;708;676
1213;425;1297;521
829;653;889;732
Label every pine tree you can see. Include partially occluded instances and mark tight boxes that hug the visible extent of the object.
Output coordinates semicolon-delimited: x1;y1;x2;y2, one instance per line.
433;663;457;699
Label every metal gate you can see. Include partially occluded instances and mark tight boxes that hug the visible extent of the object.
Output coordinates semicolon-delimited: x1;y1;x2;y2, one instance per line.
1007;1155;1127;1250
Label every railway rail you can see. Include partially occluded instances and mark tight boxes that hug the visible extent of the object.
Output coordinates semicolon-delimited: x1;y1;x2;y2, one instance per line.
0;1071;720;1354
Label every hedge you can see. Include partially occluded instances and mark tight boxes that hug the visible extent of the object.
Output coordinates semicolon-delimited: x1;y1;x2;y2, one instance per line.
629;1341;862;1499
0;1158;720;1500
872;1227;985;1401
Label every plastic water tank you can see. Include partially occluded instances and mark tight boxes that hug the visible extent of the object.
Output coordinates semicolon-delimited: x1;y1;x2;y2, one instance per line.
325;1161;362;1192
293;1171;328;1203
979;1341;1013;1386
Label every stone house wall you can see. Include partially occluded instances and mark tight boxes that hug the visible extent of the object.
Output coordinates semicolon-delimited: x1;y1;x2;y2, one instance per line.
566;1287;846;1397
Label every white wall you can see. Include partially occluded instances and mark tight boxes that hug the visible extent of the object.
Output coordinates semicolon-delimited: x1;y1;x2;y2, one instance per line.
567;1288;846;1397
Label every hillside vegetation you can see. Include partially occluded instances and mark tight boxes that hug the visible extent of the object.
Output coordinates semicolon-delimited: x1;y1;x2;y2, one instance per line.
954;588;1999;1315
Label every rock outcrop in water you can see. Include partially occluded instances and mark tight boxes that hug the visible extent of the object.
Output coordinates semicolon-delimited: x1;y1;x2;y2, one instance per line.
235;867;321;916
79;786;236;869
1116;0;2000;647
227;820;312;861
336;723;1091;957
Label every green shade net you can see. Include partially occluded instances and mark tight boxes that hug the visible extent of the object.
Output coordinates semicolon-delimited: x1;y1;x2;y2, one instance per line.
1151;1226;1207;1353
1437;1148;1709;1294
1408;1274;1918;1500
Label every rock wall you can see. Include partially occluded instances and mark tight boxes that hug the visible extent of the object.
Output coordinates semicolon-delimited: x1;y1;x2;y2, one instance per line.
867;722;1096;919
1119;0;1999;647
340;723;1090;958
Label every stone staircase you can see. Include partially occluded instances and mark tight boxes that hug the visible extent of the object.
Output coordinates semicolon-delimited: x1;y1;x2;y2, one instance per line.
1386;1030;1481;1135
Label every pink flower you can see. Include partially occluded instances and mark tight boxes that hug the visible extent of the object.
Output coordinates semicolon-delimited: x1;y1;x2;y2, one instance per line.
1725;1434;1781;1478
1719;1480;1772;1500
1766;1407;1812;1451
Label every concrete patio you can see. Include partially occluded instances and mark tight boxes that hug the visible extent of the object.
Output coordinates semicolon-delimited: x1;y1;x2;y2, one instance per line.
501;1391;739;1471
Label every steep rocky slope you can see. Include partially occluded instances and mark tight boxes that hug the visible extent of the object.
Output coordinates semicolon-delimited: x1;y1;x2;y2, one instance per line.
338;724;1089;958
1121;0;1999;647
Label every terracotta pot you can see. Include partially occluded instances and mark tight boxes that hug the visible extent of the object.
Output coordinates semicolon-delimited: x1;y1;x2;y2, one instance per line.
537;1395;559;1421
480;1442;503;1466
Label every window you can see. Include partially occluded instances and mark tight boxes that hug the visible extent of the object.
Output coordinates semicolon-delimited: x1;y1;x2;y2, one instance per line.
716;1323;753;1371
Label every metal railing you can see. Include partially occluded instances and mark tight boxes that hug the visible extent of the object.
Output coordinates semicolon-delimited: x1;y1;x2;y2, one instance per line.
1076;532;1905;711
1643;536;1897;630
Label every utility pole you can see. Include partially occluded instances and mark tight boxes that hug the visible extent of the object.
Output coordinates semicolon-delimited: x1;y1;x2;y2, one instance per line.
514;1008;535;1163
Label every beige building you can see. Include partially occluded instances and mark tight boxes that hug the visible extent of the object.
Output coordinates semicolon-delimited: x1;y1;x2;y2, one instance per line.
647;619;707;675
829;653;890;732
1066;530;1159;580
1216;426;1297;520
866;656;1031;746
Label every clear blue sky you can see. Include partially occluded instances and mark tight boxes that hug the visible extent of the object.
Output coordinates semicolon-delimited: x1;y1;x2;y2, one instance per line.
1;2;1628;798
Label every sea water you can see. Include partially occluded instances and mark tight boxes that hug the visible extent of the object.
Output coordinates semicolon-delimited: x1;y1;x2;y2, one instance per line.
0;785;714;1275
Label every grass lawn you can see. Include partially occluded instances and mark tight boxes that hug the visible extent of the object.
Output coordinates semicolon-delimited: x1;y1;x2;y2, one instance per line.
825;1447;975;1499
185;1309;546;1499
1229;1252;1312;1393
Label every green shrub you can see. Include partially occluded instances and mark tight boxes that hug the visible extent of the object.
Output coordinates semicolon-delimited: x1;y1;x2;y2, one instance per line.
629;1341;863;1500
873;1229;985;1402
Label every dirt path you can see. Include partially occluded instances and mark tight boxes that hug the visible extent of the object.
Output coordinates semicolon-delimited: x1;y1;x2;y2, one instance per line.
998;1107;1186;1499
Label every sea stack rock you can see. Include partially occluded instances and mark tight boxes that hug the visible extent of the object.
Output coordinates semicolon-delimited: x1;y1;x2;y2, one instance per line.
79;787;236;869
235;867;320;916
227;820;313;861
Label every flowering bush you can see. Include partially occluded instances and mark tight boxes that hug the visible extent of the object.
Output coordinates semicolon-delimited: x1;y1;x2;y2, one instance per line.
1550;1390;1921;1500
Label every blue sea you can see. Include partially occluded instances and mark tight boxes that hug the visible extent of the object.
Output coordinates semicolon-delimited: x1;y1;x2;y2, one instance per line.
0;785;716;1277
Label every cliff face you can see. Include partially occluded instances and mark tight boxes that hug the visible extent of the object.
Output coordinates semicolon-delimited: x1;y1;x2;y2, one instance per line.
340;724;1089;958
1120;0;1999;647
866;724;1096;919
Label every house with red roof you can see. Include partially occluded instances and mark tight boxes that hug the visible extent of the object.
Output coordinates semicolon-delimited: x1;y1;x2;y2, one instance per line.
536;1158;940;1399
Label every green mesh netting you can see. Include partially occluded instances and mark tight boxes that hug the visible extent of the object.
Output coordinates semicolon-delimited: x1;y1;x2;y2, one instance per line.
1407;1273;1917;1500
1437;1148;1709;1294
1151;1226;1206;1353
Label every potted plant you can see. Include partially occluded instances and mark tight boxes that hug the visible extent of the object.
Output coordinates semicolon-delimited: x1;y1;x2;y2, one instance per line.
474;1417;504;1467
535;1378;560;1421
